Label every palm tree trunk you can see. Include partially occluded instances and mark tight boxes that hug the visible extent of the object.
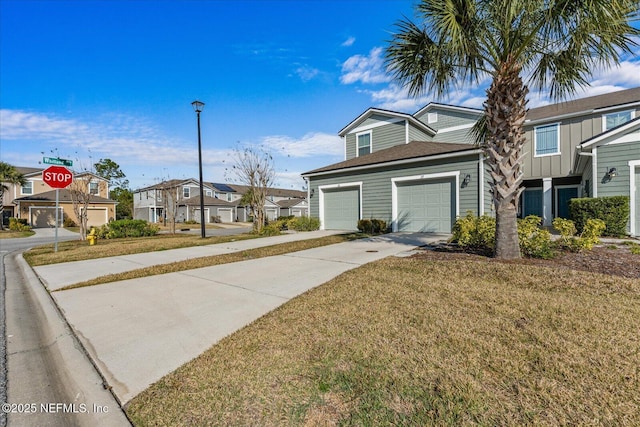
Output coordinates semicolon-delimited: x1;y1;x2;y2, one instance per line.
485;58;528;259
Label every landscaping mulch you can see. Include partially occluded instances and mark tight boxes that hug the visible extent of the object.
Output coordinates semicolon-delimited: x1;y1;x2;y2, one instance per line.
413;241;640;279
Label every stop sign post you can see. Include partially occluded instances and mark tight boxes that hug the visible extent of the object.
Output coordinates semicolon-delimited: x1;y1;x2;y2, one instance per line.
43;165;73;189
42;165;73;252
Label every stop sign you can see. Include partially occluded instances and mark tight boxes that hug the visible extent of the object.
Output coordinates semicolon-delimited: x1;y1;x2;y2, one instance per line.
43;165;73;189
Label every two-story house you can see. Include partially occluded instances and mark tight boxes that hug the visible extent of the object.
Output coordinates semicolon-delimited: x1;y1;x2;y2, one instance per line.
302;87;640;236
2;167;117;228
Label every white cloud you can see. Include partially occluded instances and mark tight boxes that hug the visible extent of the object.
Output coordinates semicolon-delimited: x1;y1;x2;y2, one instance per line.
295;65;320;82
340;47;391;85
341;36;356;47
260;132;343;158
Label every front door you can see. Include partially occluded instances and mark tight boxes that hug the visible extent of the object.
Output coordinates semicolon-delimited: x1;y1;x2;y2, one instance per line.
556;187;579;219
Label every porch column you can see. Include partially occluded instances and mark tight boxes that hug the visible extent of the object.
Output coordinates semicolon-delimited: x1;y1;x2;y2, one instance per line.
542;177;552;226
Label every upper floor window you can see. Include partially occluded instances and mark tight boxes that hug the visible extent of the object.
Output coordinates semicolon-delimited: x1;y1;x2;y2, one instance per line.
205;189;212;197
183;186;190;198
227;193;232;202
603;110;634;131
89;182;99;195
21;181;33;195
534;123;560;156
357;131;371;157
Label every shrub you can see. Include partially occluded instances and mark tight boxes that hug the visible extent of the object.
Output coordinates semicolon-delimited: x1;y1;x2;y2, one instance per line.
9;217;31;232
451;211;495;254
553;217;606;252
357;219;388;234
259;220;286;236
569;196;629;237
517;215;554;259
287;216;320;231
63;216;77;228
96;219;159;239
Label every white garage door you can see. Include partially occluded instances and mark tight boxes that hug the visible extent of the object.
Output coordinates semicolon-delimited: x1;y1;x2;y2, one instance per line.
218;208;233;223
193;208;210;223
85;208;108;227
396;178;455;232
323;187;360;230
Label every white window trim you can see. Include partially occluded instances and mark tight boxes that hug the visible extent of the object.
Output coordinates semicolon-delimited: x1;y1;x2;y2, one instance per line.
602;110;635;132
356;130;372;157
534;122;561;157
391;171;460;232
318;182;363;230
183;186;191;198
89;181;99;195
554;184;580;218
427;112;438;124
20;181;33;195
629;160;640;237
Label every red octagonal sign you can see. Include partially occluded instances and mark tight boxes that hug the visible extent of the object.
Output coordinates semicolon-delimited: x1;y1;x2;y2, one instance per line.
43;165;73;189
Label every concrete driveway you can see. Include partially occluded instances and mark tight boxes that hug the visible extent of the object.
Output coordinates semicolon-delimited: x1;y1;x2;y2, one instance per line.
37;231;447;405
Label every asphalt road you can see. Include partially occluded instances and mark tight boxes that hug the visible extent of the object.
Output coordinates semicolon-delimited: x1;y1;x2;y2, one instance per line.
0;229;127;427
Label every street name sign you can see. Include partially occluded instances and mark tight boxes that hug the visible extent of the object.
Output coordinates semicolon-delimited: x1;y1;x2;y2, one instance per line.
43;157;73;167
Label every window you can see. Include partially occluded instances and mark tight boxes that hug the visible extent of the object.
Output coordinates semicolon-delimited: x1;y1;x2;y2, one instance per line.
21;181;33;195
205;190;212;197
183;187;190;198
534;123;560;156
603;110;634;131
89;182;99;195
357;131;371;157
227;193;232;202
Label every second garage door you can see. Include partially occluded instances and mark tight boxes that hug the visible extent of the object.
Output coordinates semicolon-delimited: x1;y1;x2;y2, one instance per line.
323;187;360;230
396;178;455;232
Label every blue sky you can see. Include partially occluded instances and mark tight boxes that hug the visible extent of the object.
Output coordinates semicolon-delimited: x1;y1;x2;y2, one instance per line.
2;0;639;191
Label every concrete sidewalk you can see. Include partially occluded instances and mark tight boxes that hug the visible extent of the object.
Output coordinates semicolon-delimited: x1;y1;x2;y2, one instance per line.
35;231;448;405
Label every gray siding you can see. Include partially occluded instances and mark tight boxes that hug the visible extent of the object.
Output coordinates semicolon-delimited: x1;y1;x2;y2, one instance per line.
309;155;481;226
523;106;640;180
408;124;433;142
433;127;476;144
597;141;640;198
344;121;406;160
415;108;480;131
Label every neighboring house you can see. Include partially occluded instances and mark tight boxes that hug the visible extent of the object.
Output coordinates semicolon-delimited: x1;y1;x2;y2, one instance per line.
133;179;308;223
277;198;309;217
133;179;215;223
302;88;640;236
2;167;116;228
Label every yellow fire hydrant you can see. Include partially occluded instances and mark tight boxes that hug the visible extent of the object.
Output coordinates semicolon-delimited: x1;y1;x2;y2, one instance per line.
87;227;97;245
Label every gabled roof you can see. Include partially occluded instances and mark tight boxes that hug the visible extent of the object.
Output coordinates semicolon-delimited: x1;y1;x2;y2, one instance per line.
209;182;236;193
303;141;480;176
13;189;116;204
526;87;640;123
338;108;436;137
414;102;483;117
135;178;213;193
15;166;44;176
276;198;307;208
227;184;306;199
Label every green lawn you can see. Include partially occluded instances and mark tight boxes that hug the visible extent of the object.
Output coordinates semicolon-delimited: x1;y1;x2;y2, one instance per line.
126;257;640;426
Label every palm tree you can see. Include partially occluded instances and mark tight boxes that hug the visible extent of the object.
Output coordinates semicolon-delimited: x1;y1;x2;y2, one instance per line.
0;161;27;230
385;0;639;259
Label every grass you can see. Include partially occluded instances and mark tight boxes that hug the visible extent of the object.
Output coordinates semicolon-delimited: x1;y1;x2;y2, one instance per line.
23;233;260;266
0;229;35;238
56;234;361;291
126;257;640;426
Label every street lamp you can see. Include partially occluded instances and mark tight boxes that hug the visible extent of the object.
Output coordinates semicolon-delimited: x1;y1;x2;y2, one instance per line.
191;100;206;238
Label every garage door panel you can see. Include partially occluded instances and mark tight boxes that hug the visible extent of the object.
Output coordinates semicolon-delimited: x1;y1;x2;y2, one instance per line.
397;178;455;233
323;187;359;230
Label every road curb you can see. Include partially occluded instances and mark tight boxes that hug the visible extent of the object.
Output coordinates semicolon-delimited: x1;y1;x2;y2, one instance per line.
9;254;131;426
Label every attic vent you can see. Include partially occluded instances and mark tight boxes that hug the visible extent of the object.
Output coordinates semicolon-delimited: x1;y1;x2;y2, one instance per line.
427;112;438;124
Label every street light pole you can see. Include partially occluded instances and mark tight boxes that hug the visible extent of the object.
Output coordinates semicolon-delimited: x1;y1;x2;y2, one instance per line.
191;100;206;238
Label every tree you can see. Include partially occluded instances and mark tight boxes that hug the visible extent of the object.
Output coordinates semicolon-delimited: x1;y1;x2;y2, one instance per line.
94;158;132;220
94;158;129;189
231;146;275;234
0;161;26;230
67;173;95;240
385;0;639;259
